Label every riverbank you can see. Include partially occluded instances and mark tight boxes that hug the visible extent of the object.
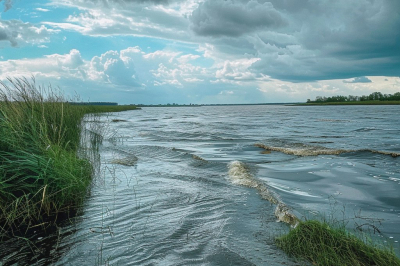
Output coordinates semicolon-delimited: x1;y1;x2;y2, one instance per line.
0;77;138;238
1;97;399;264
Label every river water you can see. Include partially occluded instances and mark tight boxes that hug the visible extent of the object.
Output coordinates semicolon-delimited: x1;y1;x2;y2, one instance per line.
1;105;400;265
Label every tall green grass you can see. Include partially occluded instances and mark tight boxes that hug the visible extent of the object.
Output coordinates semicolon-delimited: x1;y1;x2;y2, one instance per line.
276;220;400;266
0;77;137;237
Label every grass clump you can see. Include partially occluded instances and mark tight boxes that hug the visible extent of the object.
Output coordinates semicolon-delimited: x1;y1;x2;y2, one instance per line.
276;220;400;266
0;77;137;237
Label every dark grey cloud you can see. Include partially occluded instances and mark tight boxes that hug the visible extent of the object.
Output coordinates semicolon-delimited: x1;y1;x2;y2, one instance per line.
190;0;287;37
248;0;400;81
0;20;19;46
0;0;13;11
343;77;372;83
295;0;400;60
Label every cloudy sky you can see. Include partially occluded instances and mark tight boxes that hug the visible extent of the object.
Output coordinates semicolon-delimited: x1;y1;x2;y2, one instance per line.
0;0;399;104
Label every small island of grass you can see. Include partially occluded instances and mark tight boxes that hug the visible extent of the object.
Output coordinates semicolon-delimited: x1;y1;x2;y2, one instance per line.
277;220;400;266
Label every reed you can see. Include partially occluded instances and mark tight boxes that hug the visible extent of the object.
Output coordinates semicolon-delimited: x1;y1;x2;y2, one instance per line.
0;77;137;238
276;220;400;266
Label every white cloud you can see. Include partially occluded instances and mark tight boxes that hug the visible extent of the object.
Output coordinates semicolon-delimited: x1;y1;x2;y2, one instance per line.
343;76;372;83
0;49;86;80
219;90;234;95
36;8;50;12
177;54;200;64
143;50;181;61
0;46;210;96
47;0;192;40
0;19;58;47
215;58;260;84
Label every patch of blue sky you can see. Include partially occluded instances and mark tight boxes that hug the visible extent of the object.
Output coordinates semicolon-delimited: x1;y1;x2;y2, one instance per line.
107;35;167;54
0;32;163;61
164;41;200;55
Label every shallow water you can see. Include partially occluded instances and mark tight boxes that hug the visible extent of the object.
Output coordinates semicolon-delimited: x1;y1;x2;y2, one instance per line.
1;105;399;265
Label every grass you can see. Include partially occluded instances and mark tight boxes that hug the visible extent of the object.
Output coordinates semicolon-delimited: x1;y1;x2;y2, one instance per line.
0;77;138;238
276;220;400;266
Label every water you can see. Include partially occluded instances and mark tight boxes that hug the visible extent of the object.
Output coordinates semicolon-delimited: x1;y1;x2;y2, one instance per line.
1;105;400;265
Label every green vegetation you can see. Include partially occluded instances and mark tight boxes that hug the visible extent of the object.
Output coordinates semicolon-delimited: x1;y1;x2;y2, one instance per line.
276;220;400;266
0;77;138;238
306;91;400;105
303;101;400;105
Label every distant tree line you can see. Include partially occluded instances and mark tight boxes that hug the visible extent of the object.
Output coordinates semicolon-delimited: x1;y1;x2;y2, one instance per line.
69;102;118;106
307;92;400;103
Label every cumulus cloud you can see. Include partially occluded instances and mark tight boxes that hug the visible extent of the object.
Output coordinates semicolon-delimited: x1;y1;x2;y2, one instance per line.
146;51;209;87
0;49;86;80
0;46;209;93
215;58;261;83
89;50;141;87
343;76;372;83
0;19;57;47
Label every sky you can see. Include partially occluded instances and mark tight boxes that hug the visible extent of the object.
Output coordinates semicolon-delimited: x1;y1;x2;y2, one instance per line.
0;0;399;104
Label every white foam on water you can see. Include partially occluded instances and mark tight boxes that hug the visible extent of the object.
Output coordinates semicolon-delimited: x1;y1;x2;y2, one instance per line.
255;143;400;158
227;161;259;188
254;143;348;156
227;161;299;227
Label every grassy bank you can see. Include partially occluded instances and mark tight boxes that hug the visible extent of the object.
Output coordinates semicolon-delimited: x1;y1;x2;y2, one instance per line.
297;101;400;106
276;220;400;266
0;77;138;238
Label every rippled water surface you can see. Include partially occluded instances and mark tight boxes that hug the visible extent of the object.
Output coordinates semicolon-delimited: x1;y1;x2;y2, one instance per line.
2;105;400;265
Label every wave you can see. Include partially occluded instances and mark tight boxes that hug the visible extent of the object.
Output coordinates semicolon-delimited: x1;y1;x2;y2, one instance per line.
192;154;207;162
110;156;138;166
316;119;351;122
227;161;299;227
255;143;400;158
254;143;348;156
353;127;376;132
108;148;139;166
364;149;400;158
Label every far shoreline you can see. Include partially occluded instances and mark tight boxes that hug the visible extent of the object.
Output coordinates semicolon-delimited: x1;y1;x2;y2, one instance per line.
291;100;400;106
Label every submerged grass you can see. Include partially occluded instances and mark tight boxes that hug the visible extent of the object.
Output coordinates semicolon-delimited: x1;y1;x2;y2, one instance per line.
276;220;400;266
0;77;138;238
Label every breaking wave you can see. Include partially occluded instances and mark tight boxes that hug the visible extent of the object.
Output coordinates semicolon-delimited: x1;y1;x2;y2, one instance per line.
254;143;348;156
255;143;400;158
228;161;299;227
192;154;207;161
110;156;138;166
